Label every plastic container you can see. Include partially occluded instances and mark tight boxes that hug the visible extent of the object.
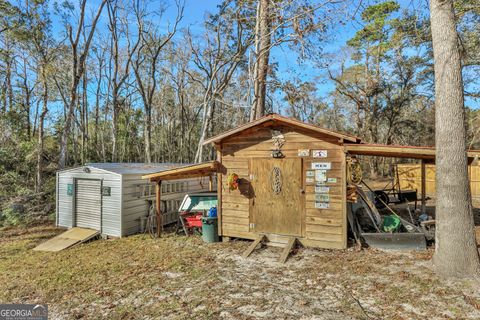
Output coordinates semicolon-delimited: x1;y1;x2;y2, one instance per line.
201;216;219;243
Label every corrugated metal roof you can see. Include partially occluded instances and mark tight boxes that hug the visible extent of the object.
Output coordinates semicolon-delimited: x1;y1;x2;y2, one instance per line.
86;163;188;175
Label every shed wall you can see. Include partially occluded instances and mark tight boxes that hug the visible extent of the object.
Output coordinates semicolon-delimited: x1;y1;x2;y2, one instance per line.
121;175;214;236
397;163;480;199
219;125;347;249
57;167;122;237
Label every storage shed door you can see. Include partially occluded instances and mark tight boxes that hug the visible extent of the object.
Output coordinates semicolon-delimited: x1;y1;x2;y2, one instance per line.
75;179;101;230
251;158;302;236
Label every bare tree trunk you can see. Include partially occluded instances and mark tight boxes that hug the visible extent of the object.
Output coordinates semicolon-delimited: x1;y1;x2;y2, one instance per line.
36;64;48;192
250;0;271;121
144;107;152;163
59;0;106;169
430;0;480;278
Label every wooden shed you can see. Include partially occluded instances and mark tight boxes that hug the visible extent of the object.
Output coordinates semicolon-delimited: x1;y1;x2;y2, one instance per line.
144;115;480;251
145;113;362;249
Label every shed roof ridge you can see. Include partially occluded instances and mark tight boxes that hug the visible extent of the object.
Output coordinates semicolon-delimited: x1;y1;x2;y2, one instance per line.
203;113;361;145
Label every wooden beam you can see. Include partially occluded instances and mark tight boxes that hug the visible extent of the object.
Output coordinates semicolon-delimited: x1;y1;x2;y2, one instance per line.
142;161;219;181
216;147;223;237
156;180;162;238
209;175;213;191
345;143;480;160
279;237;296;264
243;234;266;258
421;159;426;214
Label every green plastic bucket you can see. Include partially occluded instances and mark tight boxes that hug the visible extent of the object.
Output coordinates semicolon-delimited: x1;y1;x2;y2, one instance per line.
201;216;219;243
382;215;401;232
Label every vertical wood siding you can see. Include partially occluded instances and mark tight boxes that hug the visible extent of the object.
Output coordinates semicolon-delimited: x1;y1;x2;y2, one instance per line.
220;125;346;249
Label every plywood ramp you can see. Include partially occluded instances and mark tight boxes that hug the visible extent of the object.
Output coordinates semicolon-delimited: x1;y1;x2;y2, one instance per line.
33;227;100;252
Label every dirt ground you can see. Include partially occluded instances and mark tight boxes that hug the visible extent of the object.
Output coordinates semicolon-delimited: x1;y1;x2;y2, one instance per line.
1;225;480;320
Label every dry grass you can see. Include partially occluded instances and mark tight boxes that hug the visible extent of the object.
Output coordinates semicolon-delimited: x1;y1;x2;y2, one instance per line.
1;225;480;319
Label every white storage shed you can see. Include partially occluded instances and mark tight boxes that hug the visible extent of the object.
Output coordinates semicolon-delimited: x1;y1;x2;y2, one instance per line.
56;163;213;237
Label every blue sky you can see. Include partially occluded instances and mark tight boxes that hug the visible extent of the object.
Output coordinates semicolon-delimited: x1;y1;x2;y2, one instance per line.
50;0;478;111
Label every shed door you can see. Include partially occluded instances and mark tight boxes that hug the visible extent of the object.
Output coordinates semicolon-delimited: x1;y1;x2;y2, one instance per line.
75;179;101;230
251;158;303;236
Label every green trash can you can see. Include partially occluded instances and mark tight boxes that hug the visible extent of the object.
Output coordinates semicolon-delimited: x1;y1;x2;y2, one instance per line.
202;216;219;243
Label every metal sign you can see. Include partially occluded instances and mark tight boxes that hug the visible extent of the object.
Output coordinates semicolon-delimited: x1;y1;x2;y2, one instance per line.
311;162;331;170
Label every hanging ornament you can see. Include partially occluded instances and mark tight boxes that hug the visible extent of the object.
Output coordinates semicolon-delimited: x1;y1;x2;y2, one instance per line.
271;167;282;194
227;173;239;191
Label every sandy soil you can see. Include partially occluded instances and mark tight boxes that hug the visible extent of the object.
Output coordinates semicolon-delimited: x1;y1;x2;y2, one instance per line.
1;225;479;320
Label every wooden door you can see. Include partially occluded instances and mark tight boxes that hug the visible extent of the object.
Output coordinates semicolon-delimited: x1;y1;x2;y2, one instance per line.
251;158;303;236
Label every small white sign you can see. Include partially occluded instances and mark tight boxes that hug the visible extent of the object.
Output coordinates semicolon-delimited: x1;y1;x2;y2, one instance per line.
306;177;315;183
315;186;330;193
315;194;330;202
327;177;337;183
315;202;329;209
306;170;315;177
312;150;328;158
315;170;327;182
312;162;331;170
298;149;310;157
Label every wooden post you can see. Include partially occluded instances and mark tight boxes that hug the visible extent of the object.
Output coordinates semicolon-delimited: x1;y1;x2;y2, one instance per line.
421;159;426;214
156;180;162;238
209;174;213;191
216;146;223;237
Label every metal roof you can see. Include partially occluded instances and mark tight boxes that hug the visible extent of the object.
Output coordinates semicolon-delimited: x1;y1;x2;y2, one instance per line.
86;162;188;175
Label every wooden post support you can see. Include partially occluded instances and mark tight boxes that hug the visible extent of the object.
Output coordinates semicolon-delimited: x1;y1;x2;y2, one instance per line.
243;234;266;258
209;174;213;191
216;146;223;237
279;237;296;264
421;159;426;214
156;180;162;238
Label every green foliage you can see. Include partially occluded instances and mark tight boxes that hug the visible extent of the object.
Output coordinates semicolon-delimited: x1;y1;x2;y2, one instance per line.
0;206;30;227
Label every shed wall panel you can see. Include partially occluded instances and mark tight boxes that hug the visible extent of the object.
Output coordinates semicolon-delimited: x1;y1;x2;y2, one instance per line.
56;167;122;237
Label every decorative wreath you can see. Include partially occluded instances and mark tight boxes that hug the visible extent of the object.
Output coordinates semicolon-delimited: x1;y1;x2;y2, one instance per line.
227;173;239;191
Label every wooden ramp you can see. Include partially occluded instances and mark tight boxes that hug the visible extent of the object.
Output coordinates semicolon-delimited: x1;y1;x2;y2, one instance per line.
33;227;100;252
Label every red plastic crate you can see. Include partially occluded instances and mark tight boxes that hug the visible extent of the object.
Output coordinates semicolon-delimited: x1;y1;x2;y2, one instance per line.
184;214;203;228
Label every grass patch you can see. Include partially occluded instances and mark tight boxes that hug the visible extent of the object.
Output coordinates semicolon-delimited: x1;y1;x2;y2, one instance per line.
1;225;479;319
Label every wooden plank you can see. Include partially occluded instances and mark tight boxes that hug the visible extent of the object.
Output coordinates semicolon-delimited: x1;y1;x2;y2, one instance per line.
341;151;347;249
222;209;249;218
222;195;250;203
222;222;249;233
222;202;249;211
299;238;346;249
156;180;162;237
143;161;219;181
306;216;343;226
305;224;342;235
243;234;266;258
222;215;249;224
217;147;223;236
421;160;426;214
306;231;343;242
279;237;296;263
306;209;343;218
